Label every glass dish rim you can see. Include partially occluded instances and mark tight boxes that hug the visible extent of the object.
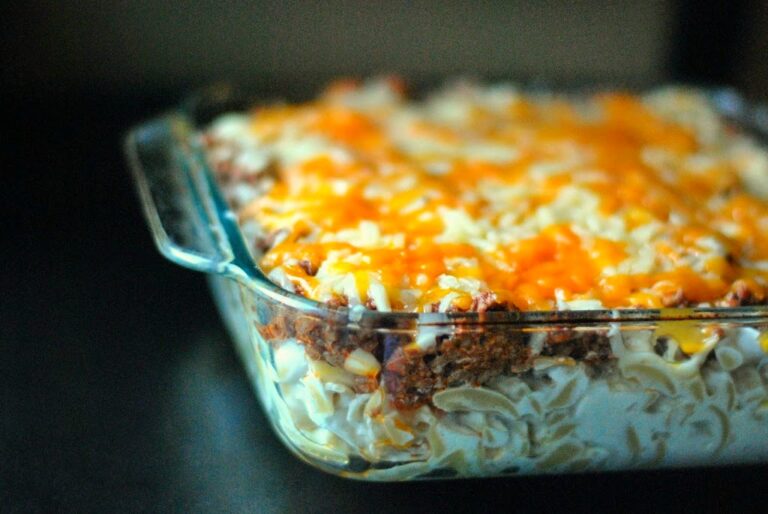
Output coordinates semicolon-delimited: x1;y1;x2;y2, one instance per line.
153;81;768;326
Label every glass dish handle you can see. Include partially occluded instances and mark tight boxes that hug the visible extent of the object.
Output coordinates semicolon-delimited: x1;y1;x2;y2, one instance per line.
125;116;236;275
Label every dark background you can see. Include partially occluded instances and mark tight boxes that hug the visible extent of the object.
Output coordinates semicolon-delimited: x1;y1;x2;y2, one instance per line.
3;1;768;512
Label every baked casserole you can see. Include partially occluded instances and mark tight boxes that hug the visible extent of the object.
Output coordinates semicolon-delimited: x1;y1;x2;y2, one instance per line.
128;78;768;479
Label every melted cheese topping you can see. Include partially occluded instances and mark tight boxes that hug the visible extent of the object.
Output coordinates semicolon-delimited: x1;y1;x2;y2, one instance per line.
207;78;768;312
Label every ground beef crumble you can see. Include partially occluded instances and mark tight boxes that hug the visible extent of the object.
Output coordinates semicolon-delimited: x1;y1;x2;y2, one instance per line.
384;327;531;409
256;284;768;409
255;290;765;409
540;329;614;363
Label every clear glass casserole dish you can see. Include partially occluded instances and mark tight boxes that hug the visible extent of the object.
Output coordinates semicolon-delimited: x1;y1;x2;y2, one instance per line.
125;83;768;481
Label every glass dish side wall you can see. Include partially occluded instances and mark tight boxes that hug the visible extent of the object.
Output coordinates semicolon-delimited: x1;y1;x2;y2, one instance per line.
209;272;768;481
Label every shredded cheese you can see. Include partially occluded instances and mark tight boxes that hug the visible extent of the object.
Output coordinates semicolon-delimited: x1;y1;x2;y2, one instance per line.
206;78;768;312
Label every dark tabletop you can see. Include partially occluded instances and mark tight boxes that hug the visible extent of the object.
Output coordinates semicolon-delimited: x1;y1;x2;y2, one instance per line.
3;89;767;513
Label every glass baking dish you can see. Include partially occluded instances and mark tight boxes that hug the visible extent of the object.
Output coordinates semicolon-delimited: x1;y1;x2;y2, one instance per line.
125;83;768;480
